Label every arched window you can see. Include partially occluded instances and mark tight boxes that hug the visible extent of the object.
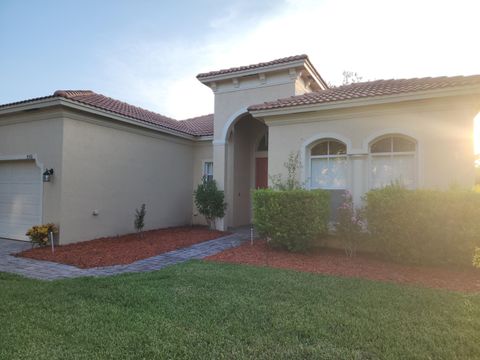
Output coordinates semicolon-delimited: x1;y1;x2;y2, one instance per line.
370;135;416;189
310;139;347;189
257;134;268;152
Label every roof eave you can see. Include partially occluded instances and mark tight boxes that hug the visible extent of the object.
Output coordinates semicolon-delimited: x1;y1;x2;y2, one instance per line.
0;97;63;114
303;58;329;90
194;135;214;142
197;59;308;84
249;85;480;118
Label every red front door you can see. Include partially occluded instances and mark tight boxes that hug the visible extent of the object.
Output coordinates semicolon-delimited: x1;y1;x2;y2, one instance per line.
255;157;268;189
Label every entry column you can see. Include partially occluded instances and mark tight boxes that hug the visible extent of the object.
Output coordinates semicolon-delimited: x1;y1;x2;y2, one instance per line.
213;141;228;230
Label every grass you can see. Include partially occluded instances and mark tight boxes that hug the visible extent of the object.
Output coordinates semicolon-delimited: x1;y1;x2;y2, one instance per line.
1;261;479;359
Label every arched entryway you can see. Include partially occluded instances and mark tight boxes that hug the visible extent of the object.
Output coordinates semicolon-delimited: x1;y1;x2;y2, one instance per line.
224;113;268;228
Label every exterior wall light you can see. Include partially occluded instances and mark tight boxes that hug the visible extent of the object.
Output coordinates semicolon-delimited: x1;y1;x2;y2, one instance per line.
43;169;54;182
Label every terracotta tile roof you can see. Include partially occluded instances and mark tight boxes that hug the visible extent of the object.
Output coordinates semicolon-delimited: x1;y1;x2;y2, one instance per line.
0;94;57;108
0;90;213;137
180;114;214;136
197;54;308;79
248;75;480;111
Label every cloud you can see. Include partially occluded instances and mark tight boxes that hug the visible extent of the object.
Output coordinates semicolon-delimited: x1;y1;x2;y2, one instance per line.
102;0;480;119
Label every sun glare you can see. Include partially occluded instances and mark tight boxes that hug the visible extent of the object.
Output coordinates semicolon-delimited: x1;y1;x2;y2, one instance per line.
475;113;480;166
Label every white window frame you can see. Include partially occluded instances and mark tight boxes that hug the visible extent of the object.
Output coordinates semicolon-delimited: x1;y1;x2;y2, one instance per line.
368;135;417;189
202;160;213;182
310;140;348;190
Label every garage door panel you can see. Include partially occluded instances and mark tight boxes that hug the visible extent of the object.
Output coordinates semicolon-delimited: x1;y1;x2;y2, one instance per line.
0;204;42;217
0;193;41;205
0;161;42;241
0;216;41;228
0;182;41;194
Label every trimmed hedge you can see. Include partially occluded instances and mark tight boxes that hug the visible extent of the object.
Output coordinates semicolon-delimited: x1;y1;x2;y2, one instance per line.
365;186;480;266
253;189;330;252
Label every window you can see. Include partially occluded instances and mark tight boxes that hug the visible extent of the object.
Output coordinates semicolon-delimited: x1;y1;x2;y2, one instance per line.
257;134;268;152
310;140;347;189
370;135;416;189
203;161;213;182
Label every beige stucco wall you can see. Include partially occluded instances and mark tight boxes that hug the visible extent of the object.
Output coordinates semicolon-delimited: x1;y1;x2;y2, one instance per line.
59;111;194;244
213;82;293;141
264;96;479;205
0;106;215;244
0;109;64;237
192;140;213;225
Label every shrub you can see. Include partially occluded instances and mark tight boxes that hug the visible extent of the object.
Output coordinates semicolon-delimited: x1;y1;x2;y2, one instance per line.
194;177;227;230
364;185;480;266
474;248;480;268
253;189;330;252
336;191;367;257
26;223;58;246
134;204;146;233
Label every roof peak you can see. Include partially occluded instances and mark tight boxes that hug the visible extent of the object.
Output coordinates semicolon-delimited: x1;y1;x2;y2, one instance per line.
53;90;94;98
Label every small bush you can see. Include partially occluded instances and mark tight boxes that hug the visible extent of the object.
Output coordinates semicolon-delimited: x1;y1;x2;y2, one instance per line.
474;248;480;268
26;223;58;246
194;178;227;230
253;189;330;252
365;185;480;266
336;191;367;257
134;204;146;233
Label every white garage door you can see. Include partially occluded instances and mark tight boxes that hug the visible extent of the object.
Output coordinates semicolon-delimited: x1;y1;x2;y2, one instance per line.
0;161;42;241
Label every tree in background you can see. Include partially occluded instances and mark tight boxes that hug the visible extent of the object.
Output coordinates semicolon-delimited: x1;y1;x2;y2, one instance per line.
341;70;363;85
328;71;364;88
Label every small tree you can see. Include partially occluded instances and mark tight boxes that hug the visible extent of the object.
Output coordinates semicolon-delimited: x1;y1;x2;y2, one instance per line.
270;151;304;190
134;204;146;234
194;178;227;230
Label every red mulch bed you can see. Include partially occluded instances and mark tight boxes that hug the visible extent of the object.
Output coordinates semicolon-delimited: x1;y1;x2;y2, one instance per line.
17;226;228;269
206;240;480;293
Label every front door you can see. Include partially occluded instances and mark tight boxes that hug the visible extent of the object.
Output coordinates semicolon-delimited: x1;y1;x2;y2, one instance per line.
255;157;268;189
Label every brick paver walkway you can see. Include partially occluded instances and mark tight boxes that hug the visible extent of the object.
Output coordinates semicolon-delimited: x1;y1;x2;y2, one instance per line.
0;231;248;281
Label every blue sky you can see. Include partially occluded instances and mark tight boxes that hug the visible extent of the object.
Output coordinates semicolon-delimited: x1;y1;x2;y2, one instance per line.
1;0;479;118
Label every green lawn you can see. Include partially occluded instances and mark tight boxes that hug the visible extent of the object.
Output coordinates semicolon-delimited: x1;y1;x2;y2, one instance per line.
1;261;479;360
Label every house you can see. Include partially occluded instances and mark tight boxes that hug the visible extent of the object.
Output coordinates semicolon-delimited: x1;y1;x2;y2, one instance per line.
1;55;479;243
